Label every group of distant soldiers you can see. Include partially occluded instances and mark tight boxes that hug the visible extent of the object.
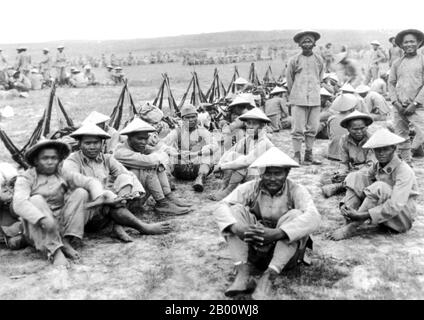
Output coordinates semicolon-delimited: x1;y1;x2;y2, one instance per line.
0;45;128;94
0;28;423;300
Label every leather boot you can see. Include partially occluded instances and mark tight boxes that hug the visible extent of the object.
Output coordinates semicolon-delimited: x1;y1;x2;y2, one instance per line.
294;151;301;165
251;268;278;300
225;263;255;297
193;174;205;192
304;149;322;165
165;193;192;207
155;198;190;215
322;183;344;198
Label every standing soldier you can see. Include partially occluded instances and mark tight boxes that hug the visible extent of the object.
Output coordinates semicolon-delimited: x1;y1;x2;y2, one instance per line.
389;29;424;164
321;43;334;72
15;46;31;74
388;36;403;67
264;86;289;132
55;45;67;85
365;41;386;85
286;30;324;165
39;48;52;85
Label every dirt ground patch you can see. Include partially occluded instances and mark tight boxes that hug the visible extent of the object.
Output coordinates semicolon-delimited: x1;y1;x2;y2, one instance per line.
0;63;423;300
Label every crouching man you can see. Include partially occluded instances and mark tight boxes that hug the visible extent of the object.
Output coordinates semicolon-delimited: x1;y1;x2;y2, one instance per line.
330;129;419;240
63;123;171;244
114;118;191;215
12;140;110;267
214;147;321;299
164;105;219;192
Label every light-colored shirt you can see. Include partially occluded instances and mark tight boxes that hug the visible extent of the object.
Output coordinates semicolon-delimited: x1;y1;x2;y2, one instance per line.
62;150;140;193
218;131;274;175
389;46;403;67
214;178;321;243
370;78;387;96
286;52;324;106
366;156;419;227
339;133;374;171
368;48;386;67
114;140;162;170
264;97;288;117
163;125;218;164
13;167;103;225
364;91;391;116
389;54;424;105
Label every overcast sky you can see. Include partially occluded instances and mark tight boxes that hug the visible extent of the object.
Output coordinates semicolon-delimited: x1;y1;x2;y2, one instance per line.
0;0;422;44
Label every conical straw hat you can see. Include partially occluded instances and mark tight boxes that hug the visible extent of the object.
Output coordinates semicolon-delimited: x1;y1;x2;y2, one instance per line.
362;128;405;149
250;147;300;168
239;107;271;123
70;122;111;139
82;111;110;125
120;118;156;135
330;93;358;112
340;110;373;128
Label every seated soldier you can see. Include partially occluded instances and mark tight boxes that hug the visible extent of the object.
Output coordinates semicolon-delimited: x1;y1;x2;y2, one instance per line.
84;65;98;86
209;108;275;201
330;129;419;241
321;73;340;95
316;87;334;139
214;147;321;299
29;69;43;90
139;102;175;189
139;102;172;140
355;85;391;121
163;105;219;192
221;95;255;151
63;123;171;245
327;93;358;160
321;111;374;197
114;118;191;215
0;163;26;250
12;140;111;267
82;111;121;154
69;68;88;88
9;70;31;92
370;72;388;98
197;103;213;130
264;86;290;132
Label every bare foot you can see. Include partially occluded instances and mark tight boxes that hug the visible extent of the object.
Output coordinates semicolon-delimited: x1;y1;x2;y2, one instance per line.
112;224;133;243
62;238;81;260
142;222;172;235
328;223;358;241
52;249;70;268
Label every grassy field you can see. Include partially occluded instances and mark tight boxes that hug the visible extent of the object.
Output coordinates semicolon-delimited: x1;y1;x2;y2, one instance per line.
0;61;423;300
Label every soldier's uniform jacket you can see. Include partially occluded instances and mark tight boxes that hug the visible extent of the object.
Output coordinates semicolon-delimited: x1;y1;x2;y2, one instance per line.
286;52;324;106
214;178;321;242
